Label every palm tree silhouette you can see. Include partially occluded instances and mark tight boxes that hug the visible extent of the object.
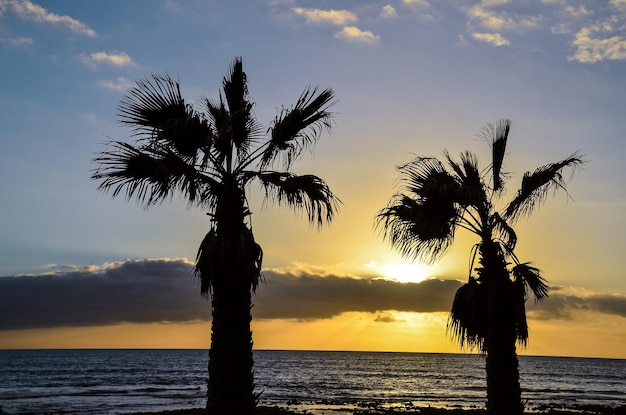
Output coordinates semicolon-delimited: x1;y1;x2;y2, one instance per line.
376;119;584;414
92;57;339;415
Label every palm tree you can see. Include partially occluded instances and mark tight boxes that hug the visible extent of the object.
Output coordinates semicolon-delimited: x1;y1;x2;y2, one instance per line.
376;119;584;415
91;57;339;415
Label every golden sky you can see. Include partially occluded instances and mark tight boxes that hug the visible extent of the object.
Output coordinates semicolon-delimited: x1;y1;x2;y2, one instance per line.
1;1;626;359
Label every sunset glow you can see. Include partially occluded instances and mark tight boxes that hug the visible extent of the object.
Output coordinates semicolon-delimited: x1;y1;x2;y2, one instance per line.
1;1;625;360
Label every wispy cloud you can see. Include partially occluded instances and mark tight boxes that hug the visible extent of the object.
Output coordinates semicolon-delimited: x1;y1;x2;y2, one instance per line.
0;36;32;45
402;0;431;8
291;7;357;25
97;77;133;91
334;26;380;44
380;4;398;19
568;8;626;63
79;51;135;68
472;32;510;46
0;0;96;37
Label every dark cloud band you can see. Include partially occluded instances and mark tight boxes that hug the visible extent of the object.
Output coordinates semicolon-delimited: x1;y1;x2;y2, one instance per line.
1;259;624;330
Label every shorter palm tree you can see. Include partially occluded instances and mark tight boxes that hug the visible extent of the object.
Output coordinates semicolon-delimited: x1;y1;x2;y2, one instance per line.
92;57;339;415
377;119;584;415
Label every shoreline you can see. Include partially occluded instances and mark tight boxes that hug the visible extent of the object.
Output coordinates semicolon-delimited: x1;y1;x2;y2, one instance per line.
123;402;626;415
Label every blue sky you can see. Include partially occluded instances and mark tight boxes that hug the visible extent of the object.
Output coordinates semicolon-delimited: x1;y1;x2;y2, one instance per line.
1;0;626;356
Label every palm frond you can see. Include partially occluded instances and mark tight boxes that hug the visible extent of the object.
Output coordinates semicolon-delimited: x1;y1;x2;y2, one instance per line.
511;262;548;302
448;277;487;351
504;152;586;221
91;141;205;207
203;96;231;166
255;171;339;227
117;74;213;158
262;86;335;169
512;276;530;346
491;212;517;252
376;194;458;263
443;151;487;207
399;157;459;200
118;74;186;134
194;225;264;298
479;119;511;192
221;57;259;159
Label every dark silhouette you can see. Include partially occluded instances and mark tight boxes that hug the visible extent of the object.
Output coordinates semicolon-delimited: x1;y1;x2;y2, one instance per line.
376;119;585;415
91;57;339;415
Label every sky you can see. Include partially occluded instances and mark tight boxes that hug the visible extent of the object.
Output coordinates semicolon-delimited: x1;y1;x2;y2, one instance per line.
0;0;625;359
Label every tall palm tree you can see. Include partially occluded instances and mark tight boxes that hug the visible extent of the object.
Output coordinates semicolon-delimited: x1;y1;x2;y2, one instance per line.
376;119;584;415
91;57;339;415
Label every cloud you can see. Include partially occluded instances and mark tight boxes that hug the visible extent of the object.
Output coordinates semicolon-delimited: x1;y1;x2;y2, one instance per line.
0;36;32;45
2;259;624;331
79;51;135;68
380;5;397;18
1;0;96;37
472;32;510;46
334;26;380;44
468;5;540;32
97;76;133;91
611;0;626;12
402;0;431;8
291;7;357;25
528;286;626;320
569;18;626;63
0;259;460;330
564;5;592;18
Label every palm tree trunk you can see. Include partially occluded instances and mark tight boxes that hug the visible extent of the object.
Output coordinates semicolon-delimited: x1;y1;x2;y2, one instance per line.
206;191;258;415
481;242;524;415
206;278;256;415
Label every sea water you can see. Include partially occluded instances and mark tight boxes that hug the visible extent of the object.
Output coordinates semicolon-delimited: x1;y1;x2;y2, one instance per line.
0;349;624;414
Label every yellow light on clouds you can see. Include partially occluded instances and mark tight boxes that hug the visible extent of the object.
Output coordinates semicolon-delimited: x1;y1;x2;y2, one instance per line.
365;260;432;283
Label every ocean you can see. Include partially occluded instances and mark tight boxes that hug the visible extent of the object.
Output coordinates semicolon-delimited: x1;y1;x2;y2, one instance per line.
0;349;624;414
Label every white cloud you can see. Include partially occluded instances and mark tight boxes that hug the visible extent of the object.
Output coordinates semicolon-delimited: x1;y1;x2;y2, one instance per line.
0;36;32;45
472;32;510;46
97;77;133;92
402;0;431;8
569;22;626;63
468;5;540;31
334;26;380;44
291;7;357;25
1;0;96;37
564;5;592;18
610;0;626;12
79;51;135;68
380;4;397;18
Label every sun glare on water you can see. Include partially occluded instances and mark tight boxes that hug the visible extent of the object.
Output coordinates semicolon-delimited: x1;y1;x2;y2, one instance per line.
366;261;432;283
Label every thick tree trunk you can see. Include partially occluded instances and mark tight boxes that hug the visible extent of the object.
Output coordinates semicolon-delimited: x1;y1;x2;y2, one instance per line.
206;278;256;415
205;187;259;415
481;241;524;415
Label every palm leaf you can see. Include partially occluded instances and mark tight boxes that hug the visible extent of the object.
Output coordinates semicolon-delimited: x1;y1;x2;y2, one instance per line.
448;277;487;351
118;74;213;158
255;171;339;227
194;225;264;298
491;212;517;252
262;86;335;169
221;57;259;158
478;119;511;191
504;153;585;221
376;194;457;263
118;74;186;134
511;262;548;302
91;141;205;207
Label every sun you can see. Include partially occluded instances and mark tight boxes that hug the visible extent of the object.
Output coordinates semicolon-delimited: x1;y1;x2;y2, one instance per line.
365;260;432;283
